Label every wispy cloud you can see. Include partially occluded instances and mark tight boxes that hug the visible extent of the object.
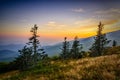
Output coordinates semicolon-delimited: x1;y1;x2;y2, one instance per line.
20;19;27;23
45;21;67;28
94;8;120;20
74;18;97;27
72;8;84;13
95;8;120;14
46;21;56;27
103;20;119;25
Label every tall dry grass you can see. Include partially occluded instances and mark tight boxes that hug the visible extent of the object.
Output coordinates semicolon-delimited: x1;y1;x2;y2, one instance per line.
0;54;120;80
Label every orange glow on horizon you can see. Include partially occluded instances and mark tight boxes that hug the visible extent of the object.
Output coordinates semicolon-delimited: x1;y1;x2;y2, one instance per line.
0;20;119;41
0;27;119;40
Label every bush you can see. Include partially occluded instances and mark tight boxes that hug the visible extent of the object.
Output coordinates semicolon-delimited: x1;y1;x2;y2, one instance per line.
0;62;18;74
50;55;60;61
104;46;120;55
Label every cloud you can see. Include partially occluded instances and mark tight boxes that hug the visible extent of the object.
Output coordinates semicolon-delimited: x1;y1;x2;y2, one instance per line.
46;21;56;27
45;21;67;29
95;8;120;14
74;18;97;27
103;20;119;25
73;18;119;36
74;19;92;24
42;17;119;39
94;8;120;20
20;19;27;23
72;8;84;13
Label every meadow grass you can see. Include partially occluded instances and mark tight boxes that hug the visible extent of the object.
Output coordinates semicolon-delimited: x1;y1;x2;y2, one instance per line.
0;54;120;80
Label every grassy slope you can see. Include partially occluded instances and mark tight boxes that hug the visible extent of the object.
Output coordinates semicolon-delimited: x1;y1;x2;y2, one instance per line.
0;54;120;80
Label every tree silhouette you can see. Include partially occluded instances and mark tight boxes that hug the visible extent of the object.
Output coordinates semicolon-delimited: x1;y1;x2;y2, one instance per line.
60;37;70;59
27;24;47;65
112;40;117;47
15;24;47;70
70;36;83;58
90;22;110;56
15;46;33;70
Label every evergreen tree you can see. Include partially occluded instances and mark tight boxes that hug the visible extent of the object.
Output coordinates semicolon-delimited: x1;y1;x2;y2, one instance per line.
70;36;83;58
60;37;70;59
15;24;47;70
15;46;33;71
112;40;117;47
90;22;110;56
27;24;47;65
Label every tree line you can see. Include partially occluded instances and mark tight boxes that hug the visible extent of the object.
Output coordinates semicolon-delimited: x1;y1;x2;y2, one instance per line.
60;22;118;59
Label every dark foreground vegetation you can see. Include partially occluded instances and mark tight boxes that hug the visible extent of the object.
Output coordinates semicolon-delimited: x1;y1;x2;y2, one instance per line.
0;22;120;80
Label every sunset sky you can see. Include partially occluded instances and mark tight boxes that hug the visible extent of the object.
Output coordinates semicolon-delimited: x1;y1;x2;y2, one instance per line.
0;0;120;46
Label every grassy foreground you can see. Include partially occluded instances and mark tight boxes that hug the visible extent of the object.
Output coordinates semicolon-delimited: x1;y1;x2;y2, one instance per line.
0;54;120;80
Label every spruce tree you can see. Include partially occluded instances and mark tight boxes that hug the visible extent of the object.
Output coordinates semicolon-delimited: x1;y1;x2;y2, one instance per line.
112;40;117;47
27;24;47;64
15;24;47;70
60;37;70;59
15;46;33;71
90;22;110;56
70;36;83;58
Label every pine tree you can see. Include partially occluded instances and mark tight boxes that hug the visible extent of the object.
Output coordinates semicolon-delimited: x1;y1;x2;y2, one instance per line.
27;24;47;64
70;36;83;58
15;46;33;70
90;22;110;56
60;37;70;59
112;40;117;47
15;24;47;70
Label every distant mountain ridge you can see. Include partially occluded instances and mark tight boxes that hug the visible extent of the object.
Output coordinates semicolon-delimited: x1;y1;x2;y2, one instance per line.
44;30;120;56
0;44;24;51
0;50;18;62
0;30;120;61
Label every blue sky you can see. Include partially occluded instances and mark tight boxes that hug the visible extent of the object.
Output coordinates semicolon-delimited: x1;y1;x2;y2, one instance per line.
0;0;120;46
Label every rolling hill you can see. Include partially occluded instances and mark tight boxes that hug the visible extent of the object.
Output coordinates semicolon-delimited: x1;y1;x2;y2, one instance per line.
0;50;18;62
0;44;23;51
0;54;120;80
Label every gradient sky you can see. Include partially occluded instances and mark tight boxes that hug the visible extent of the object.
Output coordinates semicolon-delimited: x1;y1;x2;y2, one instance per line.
0;0;120;46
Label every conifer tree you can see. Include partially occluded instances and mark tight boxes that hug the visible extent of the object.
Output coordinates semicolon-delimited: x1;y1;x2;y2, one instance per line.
27;24;47;64
15;46;33;70
90;22;110;56
70;36;83;58
112;40;117;47
60;37;70;59
15;24;47;70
